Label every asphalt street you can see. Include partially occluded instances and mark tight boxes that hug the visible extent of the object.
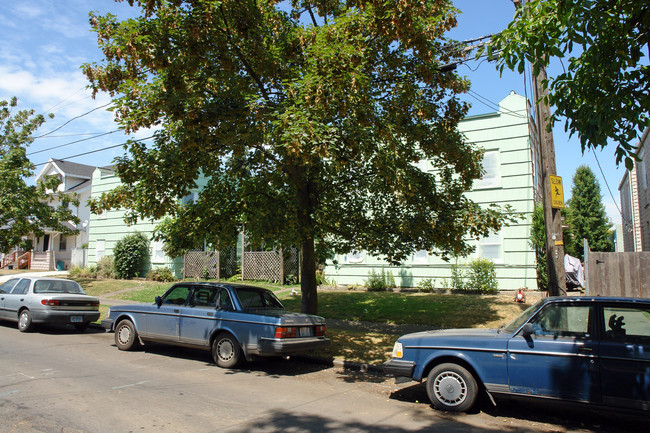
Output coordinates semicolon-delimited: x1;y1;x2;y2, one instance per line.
0;322;648;433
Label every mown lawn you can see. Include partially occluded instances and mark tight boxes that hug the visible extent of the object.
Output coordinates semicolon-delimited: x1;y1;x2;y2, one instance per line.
73;278;540;364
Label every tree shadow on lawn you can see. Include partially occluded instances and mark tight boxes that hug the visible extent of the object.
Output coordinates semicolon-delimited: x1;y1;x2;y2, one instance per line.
283;291;541;330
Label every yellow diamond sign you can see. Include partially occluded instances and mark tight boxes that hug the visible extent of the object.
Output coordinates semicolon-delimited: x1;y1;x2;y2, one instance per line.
550;175;564;209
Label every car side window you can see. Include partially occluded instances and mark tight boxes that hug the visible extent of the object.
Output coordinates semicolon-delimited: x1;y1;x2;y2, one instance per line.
217;289;233;311
0;278;20;294
162;285;191;305
11;279;30;295
191;287;217;308
603;305;650;344
531;304;592;338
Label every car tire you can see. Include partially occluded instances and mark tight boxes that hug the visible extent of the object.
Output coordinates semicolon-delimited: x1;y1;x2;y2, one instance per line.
115;319;140;351
212;332;242;368
18;309;34;333
426;363;478;412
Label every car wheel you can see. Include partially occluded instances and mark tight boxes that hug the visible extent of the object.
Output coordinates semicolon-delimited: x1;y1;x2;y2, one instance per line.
426;363;478;412
212;332;242;368
18;309;34;333
115;319;140;351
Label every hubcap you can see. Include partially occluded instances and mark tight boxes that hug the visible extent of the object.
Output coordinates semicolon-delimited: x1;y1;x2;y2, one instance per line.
117;325;131;345
217;339;234;361
434;371;467;406
19;312;28;329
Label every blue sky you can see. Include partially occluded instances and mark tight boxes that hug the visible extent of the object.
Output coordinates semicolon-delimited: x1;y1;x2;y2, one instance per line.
0;0;626;225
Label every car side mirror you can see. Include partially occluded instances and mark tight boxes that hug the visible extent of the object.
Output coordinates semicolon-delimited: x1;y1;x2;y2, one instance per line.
521;323;535;338
155;296;163;307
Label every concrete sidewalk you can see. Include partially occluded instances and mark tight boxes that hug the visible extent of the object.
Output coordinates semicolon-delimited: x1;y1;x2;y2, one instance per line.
0;270;70;283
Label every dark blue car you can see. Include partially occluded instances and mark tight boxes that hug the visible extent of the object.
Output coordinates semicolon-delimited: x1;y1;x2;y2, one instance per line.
384;296;650;412
102;282;329;368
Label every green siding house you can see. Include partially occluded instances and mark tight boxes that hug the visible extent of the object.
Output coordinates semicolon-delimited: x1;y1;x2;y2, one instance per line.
87;166;185;277
325;92;542;291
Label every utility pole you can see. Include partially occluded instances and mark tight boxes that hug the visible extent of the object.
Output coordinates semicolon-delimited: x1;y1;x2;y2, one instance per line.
532;66;566;296
513;0;566;296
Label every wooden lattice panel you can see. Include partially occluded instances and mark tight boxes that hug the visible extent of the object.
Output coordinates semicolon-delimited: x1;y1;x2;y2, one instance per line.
184;251;220;279
242;251;281;282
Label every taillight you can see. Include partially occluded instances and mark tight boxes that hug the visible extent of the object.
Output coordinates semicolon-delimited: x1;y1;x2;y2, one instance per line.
315;325;326;336
275;327;297;338
41;299;60;306
91;302;100;308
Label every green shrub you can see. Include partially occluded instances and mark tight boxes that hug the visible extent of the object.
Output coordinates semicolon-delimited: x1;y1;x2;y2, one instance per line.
147;266;176;282
96;255;116;279
466;258;498;294
417;278;436;293
449;263;466;291
365;268;395;292
114;232;150;279
227;274;242;282
69;265;97;279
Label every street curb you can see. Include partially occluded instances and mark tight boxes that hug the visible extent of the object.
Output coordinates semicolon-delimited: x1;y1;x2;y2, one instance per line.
294;354;386;375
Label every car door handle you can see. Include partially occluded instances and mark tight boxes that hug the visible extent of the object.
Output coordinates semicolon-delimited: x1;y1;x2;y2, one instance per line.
174;309;180;313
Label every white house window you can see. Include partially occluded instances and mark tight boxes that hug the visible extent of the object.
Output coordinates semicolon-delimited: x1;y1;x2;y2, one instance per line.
153;241;166;262
474;150;501;189
96;240;105;260
478;231;503;263
413;250;428;263
347;251;364;264
59;236;67;251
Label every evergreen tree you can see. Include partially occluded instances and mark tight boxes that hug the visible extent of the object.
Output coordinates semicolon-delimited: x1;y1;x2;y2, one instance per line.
565;166;614;261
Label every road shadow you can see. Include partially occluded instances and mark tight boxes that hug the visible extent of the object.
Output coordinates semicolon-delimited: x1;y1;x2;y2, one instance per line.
0;320;104;334
129;341;331;377
389;382;650;432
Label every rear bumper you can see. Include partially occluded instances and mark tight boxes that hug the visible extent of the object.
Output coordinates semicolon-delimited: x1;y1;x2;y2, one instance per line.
383;359;416;378
255;337;331;356
31;309;100;325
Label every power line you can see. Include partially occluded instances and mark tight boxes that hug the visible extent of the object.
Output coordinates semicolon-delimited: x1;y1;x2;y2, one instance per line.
590;147;627;224
34;102;113;139
27;130;122;156
32;135;155;169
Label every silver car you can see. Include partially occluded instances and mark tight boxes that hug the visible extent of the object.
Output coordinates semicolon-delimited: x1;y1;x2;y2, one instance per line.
0;277;100;332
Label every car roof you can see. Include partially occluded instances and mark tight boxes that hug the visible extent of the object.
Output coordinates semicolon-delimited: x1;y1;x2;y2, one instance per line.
542;296;650;304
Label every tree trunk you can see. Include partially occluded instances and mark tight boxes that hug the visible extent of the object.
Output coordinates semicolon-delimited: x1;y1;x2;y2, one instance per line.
300;237;318;314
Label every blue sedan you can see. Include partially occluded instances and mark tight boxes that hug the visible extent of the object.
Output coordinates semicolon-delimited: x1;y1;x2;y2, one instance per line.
102;282;330;368
384;296;650;412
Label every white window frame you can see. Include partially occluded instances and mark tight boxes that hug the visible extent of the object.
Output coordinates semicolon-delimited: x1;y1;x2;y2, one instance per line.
477;231;503;263
347;251;364;264
96;240;105;260
474;150;501;189
153;240;166;263
413;250;428;264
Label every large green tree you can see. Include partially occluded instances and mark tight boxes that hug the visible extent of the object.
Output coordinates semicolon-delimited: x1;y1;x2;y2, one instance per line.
489;0;649;169
84;0;516;313
564;165;614;260
0;98;79;254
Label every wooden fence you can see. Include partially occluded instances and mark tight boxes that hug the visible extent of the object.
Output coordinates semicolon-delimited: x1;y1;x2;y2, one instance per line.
184;247;299;284
585;244;650;298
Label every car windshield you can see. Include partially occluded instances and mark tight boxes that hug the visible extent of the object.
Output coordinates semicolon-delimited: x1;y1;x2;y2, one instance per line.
235;287;284;309
501;299;545;333
33;280;85;294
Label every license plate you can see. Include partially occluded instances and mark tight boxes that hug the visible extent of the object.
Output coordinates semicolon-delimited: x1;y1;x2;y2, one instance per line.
70;316;83;323
299;327;312;337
